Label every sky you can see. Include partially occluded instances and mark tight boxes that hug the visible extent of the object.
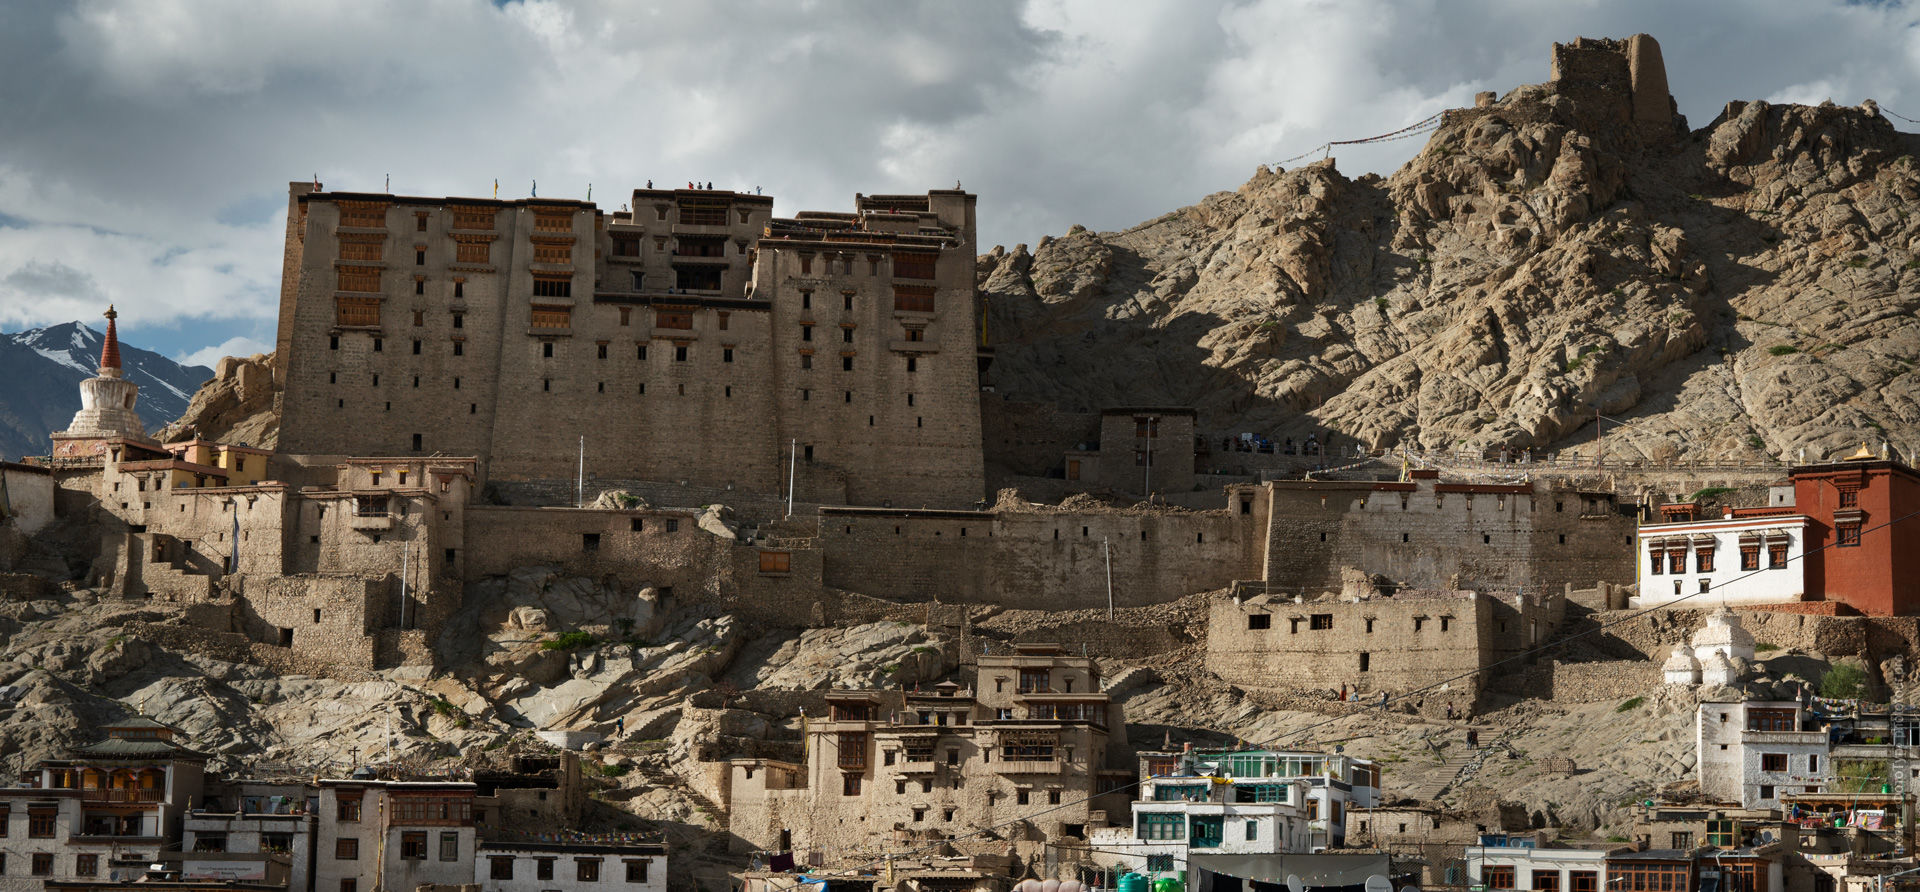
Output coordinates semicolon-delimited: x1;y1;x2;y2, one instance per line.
2;0;1919;366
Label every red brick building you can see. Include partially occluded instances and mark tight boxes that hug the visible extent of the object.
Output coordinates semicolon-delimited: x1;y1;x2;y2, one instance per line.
1793;453;1920;616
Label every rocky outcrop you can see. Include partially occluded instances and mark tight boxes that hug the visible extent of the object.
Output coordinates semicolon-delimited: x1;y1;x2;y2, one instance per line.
157;352;280;448
980;47;1920;465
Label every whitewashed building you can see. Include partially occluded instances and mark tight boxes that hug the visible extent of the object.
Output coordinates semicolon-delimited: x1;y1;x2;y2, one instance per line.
1634;507;1810;608
476;840;666;892
1087;748;1377;877
1697;701;1830;809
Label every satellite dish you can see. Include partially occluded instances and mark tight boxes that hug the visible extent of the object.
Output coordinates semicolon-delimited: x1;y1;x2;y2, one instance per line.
1288;874;1304;892
1400;886;1421;892
1757;829;1776;843
1366;876;1393;892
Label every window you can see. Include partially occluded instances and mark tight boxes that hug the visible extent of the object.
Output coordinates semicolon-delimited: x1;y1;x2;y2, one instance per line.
1671;831;1693;849
1247;614;1271;630
532;305;571;330
342;880;357;892
842;327;854;343
537;859;555;881
491;857;515;880
1147;855;1176;873
1534;872;1560;892
1049;789;1062;805
415;248;426;265
1841;489;1859;507
1759;784;1774;799
1769;543;1789;568
336;838;359;860
455;238;489;264
1707;819;1735;846
32;853;52;876
533;242;572;264
1741;545;1760;571
842;773;862;796
625;860;650;884
335;296;381;327
583;533;600;552
842;356;854;371
1482;866;1516;890
1697;547;1716;573
1650;547;1665;575
1309;614;1333;630
1838;523;1861;547
1571;872;1598;892
656;311;693;330
759;551;791;573
337;266;381;292
76;853;98;876
1669;550;1686;574
28;810;54;837
1810;754;1820;772
338;797;362;821
1139;813;1185;840
894;284;936;312
894;252;937;279
533;276;572;298
724;348;733;363
401;831;427;860
577;859;601;882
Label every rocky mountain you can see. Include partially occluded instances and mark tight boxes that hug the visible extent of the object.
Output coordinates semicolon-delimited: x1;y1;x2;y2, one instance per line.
980;38;1920;466
0;322;212;460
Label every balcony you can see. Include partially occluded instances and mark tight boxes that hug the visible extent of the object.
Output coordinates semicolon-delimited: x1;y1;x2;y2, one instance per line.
81;789;164;804
349;513;394;532
995;759;1064;775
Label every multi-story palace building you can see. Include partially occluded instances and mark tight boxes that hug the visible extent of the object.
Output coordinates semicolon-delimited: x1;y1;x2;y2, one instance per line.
273;183;985;509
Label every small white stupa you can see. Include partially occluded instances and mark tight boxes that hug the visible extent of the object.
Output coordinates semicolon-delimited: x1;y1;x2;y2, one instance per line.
1662;644;1702;685
1701;650;1739;687
1691;605;1756;664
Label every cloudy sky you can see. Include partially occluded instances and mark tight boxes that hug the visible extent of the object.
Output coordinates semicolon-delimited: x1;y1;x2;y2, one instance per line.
1;0;1917;366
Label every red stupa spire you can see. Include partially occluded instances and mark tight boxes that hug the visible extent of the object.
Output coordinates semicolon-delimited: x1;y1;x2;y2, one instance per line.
99;304;122;371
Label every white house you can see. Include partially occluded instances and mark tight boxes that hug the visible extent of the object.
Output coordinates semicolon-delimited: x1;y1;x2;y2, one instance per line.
1634;508;1809;608
1466;839;1613;892
1696;701;1830;809
1087;749;1377;877
477;840;666;892
315;779;478;892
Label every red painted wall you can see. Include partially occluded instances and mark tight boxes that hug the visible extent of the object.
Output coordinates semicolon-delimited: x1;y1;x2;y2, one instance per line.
1792;460;1920;616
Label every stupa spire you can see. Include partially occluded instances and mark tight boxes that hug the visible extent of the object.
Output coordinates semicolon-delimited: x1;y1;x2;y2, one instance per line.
99;304;122;373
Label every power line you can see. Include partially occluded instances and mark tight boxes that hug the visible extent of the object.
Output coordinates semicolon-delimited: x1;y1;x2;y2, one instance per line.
783;499;1920;882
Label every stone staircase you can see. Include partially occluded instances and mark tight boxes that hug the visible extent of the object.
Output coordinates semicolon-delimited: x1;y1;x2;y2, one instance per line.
1398;727;1515;802
635;764;732;857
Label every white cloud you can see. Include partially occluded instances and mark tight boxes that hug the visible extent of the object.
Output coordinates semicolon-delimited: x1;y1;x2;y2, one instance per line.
176;336;274;371
1;0;1919;358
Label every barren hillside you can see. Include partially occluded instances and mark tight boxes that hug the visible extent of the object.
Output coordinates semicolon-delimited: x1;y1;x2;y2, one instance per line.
980;44;1920;466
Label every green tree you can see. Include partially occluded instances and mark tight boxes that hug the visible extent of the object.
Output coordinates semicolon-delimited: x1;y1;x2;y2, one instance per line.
1820;663;1868;699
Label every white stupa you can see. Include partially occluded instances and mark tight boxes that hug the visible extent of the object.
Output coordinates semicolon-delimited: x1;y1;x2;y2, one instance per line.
1691;605;1756;664
1662;644;1702;686
1701;650;1739;687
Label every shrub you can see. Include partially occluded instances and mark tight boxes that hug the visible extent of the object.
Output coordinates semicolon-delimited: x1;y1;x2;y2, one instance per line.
1755;643;1781;653
1820;663;1868;700
1616;696;1645;713
1689;487;1735;502
1768;345;1799;356
541;631;598;651
1375;297;1390;311
599;762;631;778
1747;435;1765;450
